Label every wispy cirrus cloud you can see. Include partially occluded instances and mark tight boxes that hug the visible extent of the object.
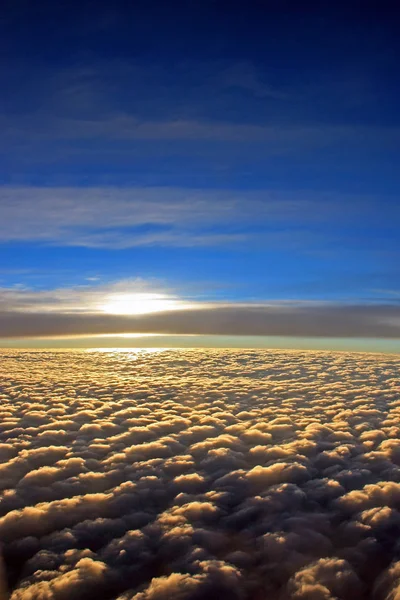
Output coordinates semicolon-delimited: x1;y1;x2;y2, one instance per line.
0;186;252;248
0;186;396;249
3;112;399;150
2;60;399;172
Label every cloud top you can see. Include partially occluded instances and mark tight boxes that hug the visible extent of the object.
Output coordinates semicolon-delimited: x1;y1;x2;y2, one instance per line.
0;348;400;598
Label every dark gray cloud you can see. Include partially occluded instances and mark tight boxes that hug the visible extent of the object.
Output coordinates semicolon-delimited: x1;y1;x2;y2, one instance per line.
0;349;400;598
0;303;399;339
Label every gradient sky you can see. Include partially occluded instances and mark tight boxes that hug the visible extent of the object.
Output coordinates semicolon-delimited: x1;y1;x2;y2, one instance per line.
0;0;399;350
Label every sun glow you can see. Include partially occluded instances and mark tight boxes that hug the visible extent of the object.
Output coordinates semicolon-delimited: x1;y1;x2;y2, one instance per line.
100;292;193;315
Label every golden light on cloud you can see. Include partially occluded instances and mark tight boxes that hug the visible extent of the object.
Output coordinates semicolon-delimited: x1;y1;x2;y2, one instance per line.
99;292;194;315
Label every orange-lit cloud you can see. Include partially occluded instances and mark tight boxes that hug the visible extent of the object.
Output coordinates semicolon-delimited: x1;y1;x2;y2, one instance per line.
1;349;400;598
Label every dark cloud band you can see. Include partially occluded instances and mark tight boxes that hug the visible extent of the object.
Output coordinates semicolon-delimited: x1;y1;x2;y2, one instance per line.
0;303;399;339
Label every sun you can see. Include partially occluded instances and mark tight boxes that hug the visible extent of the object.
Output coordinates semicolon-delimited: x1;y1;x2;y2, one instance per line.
99;292;190;315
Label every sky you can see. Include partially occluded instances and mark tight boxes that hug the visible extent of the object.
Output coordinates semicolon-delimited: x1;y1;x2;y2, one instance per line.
0;0;399;351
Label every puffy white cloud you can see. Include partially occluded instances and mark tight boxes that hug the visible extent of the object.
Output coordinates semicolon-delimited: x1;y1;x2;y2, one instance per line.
0;348;399;598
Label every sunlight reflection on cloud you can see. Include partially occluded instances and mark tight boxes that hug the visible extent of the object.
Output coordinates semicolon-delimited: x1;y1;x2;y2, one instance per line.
0;349;399;599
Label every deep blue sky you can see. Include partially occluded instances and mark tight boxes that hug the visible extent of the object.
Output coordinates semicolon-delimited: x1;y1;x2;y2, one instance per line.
0;1;399;347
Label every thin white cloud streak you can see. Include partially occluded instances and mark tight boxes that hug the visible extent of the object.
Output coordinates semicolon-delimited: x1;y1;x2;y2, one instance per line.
0;279;200;314
3;112;400;152
0;186;287;247
1;57;398;148
0;349;400;598
2;60;399;199
0;186;396;249
0;115;355;143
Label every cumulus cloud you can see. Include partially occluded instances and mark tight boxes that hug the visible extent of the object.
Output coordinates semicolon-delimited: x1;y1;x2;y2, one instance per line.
0;348;399;599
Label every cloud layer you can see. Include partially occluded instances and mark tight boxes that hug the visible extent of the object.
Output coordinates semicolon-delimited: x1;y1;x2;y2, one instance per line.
1;303;400;339
2;280;399;342
0;348;400;599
